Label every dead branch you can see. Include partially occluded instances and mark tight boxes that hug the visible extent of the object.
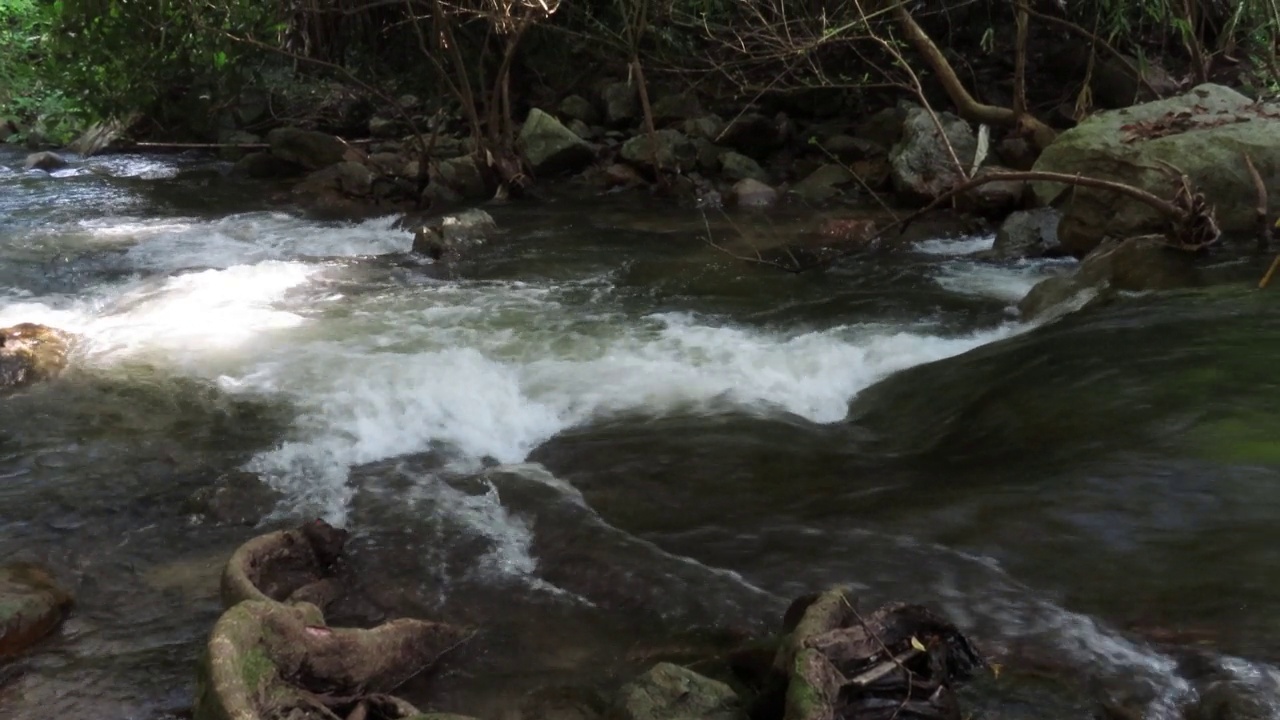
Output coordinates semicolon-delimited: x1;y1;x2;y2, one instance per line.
1244;152;1269;252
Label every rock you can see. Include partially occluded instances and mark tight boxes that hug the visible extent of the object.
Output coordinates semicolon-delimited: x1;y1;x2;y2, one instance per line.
614;663;744;720
958;166;1027;218
517;686;608;720
186;471;283;526
602;163;646;189
411;208;497;260
1031;83;1280;256
719;151;768;183
221;519;351;610
890;107;977;202
295;161;374;198
558;94;599;125
437;155;493;200
1018;235;1201;319
0;323;73;391
519;108;595;176
601;81;639;126
0;118;14;143
368;152;414;179
217;130;262;162
23;151;67;172
996;135;1038;171
194;599;468;720
693;139;725;174
231;151;304;179
369;115;399;138
68;117;131;156
718;112;783;158
730;178;778;208
789;163;854;204
816;134;883;163
683;115;725;142
267;127;362;170
620;129;696;171
568;119;595;140
854;104;909;148
0;563;72;658
992;208;1061;259
651;91;702;125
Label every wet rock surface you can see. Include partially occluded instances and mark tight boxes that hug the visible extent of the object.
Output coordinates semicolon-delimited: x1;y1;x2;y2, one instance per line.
0;562;73;658
0;323;74;392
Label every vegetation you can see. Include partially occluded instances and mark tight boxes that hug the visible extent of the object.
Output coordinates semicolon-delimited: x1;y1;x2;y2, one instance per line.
2;0;1279;150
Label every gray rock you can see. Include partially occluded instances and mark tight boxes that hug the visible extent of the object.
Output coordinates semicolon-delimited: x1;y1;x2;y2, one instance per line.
651;91;702;125
620;129;696;170
993;208;1061;259
368;152;414;179
683;115;725;142
889;107;977;202
1032;83;1280;256
854;104;910;148
0;323;73;392
789;163;855;203
231;151;304;179
614;663;744;720
719;151;768;183
68;118;130;157
295;161;374;198
601;81;639;126
267;127;358;170
436;155;491;199
519;108;595;176
731;178;778;208
819;134;884;162
368;115;399;138
558;94;599;125
23;151;67;172
718;112;782;158
411;208;497;260
959;165;1027;217
217;130;261;162
567;119;594;140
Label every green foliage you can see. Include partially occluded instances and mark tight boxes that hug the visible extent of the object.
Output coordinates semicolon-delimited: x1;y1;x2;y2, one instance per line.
0;0;86;143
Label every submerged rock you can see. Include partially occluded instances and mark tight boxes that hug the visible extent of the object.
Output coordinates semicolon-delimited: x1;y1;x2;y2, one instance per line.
410;208;498;261
991;207;1062;259
0;323;74;391
614;663;744;720
185;471;283;526
23;151;67;172
0;562;73;657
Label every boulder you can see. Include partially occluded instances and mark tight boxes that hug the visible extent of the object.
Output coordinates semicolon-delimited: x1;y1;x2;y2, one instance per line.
558;95;599;125
719;151;768;183
601;81;639;127
853;104;909;148
267;127;361;170
194;600;467;720
519;108;595;176
683;115;725;142
216;130;262;162
1018;235;1201;319
0;562;72;657
651;91;702;125
991;208;1061;259
68;118;132;156
23;151;67;172
1032;83;1280;256
231;151;304;179
0;323;73;391
435;155;492;200
731;178;778;208
368;152;415;179
517;686;608;720
789;163;855;204
817;134;884;163
568;119;595;140
958;166;1027;218
369;115;400;138
718;112;784;159
602;163;646;189
185;471;283;526
621;129;696;171
614;663;744;720
411;208;497;260
890;107;977;202
295;161;374;198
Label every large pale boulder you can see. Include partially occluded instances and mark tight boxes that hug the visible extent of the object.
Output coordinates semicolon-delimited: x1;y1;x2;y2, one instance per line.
519;108;595;175
1032;83;1280;256
614;663;743;720
0;323;73;391
889;107;977;203
23;151;67;172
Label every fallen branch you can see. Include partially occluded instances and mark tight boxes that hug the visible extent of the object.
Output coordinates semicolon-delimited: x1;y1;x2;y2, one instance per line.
1244;152;1270;252
128;141;271;150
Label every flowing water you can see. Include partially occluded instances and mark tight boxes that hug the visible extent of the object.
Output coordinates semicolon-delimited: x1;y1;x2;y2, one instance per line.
2;147;1280;719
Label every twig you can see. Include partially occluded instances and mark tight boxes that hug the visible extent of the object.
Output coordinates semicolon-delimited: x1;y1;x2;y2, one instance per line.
1244;152;1270;253
1260;255;1280;289
841;595;914;720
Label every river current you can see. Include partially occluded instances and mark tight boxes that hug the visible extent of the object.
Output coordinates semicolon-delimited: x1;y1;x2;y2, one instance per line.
2;148;1279;719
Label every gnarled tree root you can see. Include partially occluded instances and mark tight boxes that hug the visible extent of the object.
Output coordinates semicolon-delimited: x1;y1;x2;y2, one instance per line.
220;519;350;610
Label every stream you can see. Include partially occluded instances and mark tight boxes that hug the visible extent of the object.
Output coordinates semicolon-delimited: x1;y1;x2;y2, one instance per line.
2;147;1280;719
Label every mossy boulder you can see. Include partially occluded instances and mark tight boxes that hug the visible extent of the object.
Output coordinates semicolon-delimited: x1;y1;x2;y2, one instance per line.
1032;83;1280;256
519;108;595;176
0;562;73;657
614;663;745;720
0;323;74;392
889;107;977;203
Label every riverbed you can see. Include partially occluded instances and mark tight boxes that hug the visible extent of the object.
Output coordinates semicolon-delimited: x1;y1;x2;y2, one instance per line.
2;148;1279;719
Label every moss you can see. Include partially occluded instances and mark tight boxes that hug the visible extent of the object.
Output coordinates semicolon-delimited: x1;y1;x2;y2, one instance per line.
240;645;275;692
783;651;824;720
